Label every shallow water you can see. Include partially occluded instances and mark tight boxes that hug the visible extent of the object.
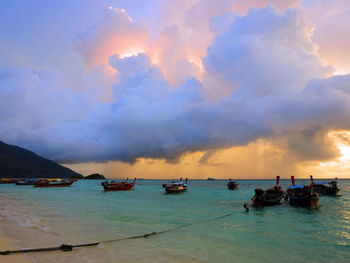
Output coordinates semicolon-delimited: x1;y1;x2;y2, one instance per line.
0;179;349;262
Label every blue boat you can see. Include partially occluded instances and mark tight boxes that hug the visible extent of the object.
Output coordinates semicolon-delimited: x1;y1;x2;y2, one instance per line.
16;178;38;185
286;176;319;208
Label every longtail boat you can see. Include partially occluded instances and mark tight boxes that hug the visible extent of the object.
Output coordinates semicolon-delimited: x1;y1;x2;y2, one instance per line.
0;178;18;184
101;178;136;191
162;178;188;194
286;176;319;208
33;179;76;187
16;179;38;185
244;176;284;211
227;179;238;190
309;175;340;196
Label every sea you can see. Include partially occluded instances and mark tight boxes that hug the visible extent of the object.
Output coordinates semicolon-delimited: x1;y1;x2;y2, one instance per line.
0;179;349;263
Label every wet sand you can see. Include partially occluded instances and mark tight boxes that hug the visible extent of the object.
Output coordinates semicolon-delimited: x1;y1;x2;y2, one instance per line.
0;199;156;263
0;211;101;263
0;216;32;263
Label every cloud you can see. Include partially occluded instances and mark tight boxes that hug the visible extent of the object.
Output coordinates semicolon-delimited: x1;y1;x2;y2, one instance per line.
147;25;201;86
144;1;300;87
204;7;330;98
0;67;95;159
74;7;148;66
1;3;350;169
301;0;350;73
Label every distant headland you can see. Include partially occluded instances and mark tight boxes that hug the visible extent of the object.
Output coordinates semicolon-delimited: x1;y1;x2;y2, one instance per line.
0;140;83;179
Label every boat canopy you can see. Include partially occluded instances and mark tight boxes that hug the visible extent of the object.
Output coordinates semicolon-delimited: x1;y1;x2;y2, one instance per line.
289;185;305;189
20;178;37;181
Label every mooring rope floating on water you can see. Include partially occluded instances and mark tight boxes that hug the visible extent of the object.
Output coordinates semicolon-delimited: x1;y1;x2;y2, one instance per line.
0;213;233;255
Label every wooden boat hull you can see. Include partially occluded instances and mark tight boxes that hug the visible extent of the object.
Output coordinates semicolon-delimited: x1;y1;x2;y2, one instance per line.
244;177;283;211
16;181;36;185
287;188;320;208
165;187;187;194
251;189;285;206
162;179;188;194
34;181;74;187
227;182;238;190
102;183;135;191
312;184;340;196
0;180;18;184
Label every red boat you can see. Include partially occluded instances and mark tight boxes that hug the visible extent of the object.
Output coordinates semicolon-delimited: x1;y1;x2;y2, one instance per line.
0;178;19;184
101;178;136;191
33;179;76;187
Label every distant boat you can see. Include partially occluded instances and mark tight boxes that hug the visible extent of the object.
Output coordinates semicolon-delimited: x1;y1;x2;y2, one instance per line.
101;178;136;191
16;178;38;185
309;175;340;196
0;178;18;184
286;176;319;208
162;178;188;194
33;179;76;187
227;179;238;190
244;176;284;211
207;177;215;180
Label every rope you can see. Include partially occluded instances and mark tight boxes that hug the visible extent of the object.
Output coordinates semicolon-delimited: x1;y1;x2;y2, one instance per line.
0;213;233;255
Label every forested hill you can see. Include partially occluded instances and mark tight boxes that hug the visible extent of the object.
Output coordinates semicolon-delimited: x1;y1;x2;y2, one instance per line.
0;140;83;179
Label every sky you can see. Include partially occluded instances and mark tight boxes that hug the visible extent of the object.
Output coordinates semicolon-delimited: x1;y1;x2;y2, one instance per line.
1;0;350;179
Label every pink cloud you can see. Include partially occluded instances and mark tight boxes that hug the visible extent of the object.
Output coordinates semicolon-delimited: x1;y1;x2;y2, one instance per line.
75;7;148;66
302;0;350;73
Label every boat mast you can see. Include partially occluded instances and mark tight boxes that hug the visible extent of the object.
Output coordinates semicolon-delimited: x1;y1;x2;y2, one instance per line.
291;176;295;186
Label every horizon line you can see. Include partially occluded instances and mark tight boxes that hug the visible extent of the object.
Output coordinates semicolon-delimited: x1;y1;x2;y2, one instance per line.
104;177;350;180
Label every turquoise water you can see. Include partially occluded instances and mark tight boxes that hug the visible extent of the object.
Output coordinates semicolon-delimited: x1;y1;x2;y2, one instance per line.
0;179;349;262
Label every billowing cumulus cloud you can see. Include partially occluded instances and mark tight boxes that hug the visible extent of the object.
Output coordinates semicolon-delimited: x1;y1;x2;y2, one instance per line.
0;68;94;158
301;0;350;73
75;7;148;66
147;24;201;86
1;1;350;171
204;7;330;99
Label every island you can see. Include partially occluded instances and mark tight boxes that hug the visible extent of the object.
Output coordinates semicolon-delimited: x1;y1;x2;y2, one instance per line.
84;173;106;180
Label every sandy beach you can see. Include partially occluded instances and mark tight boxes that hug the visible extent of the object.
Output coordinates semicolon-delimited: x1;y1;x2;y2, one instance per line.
0;214;102;263
0;237;31;263
0;204;100;263
0;216;32;263
0;193;144;263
